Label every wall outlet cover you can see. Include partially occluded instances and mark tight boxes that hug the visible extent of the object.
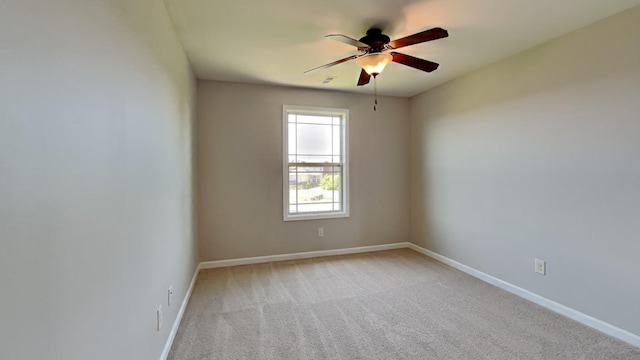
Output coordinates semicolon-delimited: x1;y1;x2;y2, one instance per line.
157;305;163;331
535;258;546;275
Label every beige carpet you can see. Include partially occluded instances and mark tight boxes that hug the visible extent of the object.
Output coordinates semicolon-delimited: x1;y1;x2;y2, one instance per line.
168;249;640;359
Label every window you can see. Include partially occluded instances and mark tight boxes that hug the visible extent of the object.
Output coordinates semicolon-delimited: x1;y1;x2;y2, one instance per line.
283;105;349;221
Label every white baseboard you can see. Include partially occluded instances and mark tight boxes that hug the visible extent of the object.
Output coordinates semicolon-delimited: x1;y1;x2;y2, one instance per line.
407;243;640;348
199;242;410;269
159;264;201;360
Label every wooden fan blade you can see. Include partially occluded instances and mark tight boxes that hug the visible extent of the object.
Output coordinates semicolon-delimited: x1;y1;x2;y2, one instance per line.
326;34;371;50
391;52;439;72
389;27;448;49
304;55;360;74
357;69;371;86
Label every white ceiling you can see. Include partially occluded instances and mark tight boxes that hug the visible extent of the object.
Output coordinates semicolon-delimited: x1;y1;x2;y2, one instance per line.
164;0;640;97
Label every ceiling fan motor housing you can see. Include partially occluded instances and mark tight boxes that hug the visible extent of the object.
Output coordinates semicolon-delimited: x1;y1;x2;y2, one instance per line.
359;28;390;53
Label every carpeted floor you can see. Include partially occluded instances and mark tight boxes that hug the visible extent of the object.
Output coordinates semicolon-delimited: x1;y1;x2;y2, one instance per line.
168;249;640;359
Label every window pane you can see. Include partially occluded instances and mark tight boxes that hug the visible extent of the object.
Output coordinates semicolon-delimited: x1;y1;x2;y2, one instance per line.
294;203;337;213
288;123;296;160
333;125;341;156
288;165;342;214
295;155;333;163
296;115;333;125
296;123;332;156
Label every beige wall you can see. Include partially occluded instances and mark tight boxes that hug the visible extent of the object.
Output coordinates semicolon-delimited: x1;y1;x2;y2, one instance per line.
410;6;640;336
0;1;197;359
197;81;410;260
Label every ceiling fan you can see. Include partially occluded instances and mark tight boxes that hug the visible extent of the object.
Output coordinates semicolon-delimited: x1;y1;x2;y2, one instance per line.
305;27;449;86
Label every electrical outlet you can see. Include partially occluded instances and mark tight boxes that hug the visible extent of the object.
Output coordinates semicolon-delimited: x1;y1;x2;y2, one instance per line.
168;286;173;306
157;305;163;331
317;227;324;237
534;258;546;275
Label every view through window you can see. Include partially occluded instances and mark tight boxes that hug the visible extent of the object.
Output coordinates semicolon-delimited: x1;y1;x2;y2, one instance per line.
283;106;349;221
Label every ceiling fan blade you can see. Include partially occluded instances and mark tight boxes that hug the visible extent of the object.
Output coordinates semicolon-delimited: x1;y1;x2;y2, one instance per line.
391;52;440;72
304;55;360;74
326;34;371;50
357;69;371;86
388;27;448;49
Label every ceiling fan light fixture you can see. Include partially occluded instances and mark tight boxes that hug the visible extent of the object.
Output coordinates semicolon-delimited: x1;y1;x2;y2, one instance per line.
356;53;392;76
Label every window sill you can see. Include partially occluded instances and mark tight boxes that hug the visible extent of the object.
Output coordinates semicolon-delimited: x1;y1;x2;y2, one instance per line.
283;211;349;222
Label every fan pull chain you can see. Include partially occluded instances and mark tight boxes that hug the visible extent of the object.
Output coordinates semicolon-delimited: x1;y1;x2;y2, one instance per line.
373;75;378;112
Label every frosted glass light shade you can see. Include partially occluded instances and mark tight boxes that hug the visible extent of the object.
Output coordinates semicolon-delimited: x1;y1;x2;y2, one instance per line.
356;53;392;75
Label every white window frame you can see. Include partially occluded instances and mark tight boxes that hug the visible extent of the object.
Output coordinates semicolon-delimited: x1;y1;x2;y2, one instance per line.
283;105;349;221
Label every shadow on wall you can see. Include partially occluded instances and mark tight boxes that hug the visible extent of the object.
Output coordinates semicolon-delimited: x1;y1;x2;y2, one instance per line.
417;13;640;121
409;7;640;253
